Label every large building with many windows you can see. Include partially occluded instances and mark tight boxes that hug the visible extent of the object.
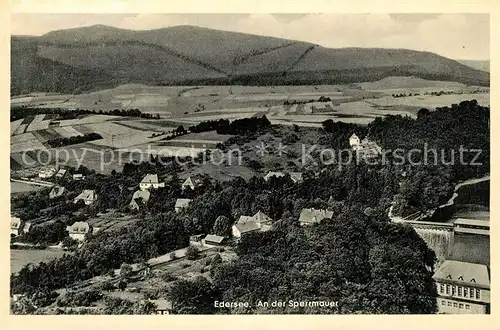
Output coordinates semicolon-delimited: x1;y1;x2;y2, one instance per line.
433;260;490;314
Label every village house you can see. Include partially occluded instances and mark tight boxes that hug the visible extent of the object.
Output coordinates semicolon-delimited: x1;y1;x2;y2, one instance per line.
264;171;303;183
147;299;173;315
72;173;85;181
11;216;23;236
139;174;165;191
175;198;192;213
203;234;226;246
298;208;334;226
74;190;97;205
55;168;68;179
66;221;92;242
129;189;151;210
38;166;57;179
349;133;361;149
22;221;32;234
433;260;490;314
263;171;285;181
349;134;382;158
181;176;203;191
49;186;65;199
232;211;273;240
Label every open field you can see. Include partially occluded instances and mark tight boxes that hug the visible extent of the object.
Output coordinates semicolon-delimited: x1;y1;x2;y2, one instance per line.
11;181;45;194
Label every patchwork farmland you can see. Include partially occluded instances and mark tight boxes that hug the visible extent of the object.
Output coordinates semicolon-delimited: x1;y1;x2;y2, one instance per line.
10;77;490;174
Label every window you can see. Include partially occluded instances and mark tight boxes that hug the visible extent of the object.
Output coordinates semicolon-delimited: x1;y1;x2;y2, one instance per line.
442;301;446;306
466;305;470;310
452;286;456;296
446;285;450;294
458;287;462;297
476;289;480;299
453;302;458;308
459;303;464;309
464;287;469;298
439;284;445;294
448;302;452;307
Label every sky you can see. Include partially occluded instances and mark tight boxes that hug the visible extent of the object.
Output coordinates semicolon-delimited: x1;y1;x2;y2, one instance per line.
11;13;490;60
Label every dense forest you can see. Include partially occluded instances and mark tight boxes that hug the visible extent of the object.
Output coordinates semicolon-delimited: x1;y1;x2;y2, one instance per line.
47;133;103;148
189;116;272;135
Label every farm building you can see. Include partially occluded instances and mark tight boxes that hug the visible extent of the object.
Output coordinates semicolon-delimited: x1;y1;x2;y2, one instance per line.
74;190;97;205
175;198;192;213
139;174;165;190
298;208;334;226
66;221;91;242
290;172;303;183
181;176;203;191
203;234;225;246
129;189;151;210
49;186;65;199
11;216;23;236
357;138;382;158
38;166;57;179
232;211;273;240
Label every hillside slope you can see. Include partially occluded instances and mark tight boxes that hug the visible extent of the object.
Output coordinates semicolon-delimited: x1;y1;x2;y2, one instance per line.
11;25;490;95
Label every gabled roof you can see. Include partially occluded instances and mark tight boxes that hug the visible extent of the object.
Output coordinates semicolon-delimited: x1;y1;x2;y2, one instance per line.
252;211;272;224
205;234;225;243
75;190;97;201
433;260;490;288
264;171;285;180
141;174;159;184
299;208;333;224
182;176;203;187
350;133;359;140
290;172;303;182
50;186;65;197
238;215;254;223
56;169;67;177
175;198;191;208
66;221;90;234
233;221;261;234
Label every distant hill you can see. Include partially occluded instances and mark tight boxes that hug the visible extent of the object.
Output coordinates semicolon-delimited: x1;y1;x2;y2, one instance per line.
11;25;490;95
456;60;490;73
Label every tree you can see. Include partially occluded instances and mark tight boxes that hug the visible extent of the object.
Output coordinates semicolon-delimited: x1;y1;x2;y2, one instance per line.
61;236;78;250
185;246;200;260
212;215;232;237
417;108;430;119
120;263;133;279
167;277;220;314
117;280;127;291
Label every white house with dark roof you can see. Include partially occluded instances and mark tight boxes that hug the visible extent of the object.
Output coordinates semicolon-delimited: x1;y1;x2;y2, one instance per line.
174;198;191;213
140;174;165;191
232;211;273;239
433;260;490;314
74;190;97;205
49;186;65;199
38;166;57;179
66;221;91;242
129;189;151;210
298;208;334;226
